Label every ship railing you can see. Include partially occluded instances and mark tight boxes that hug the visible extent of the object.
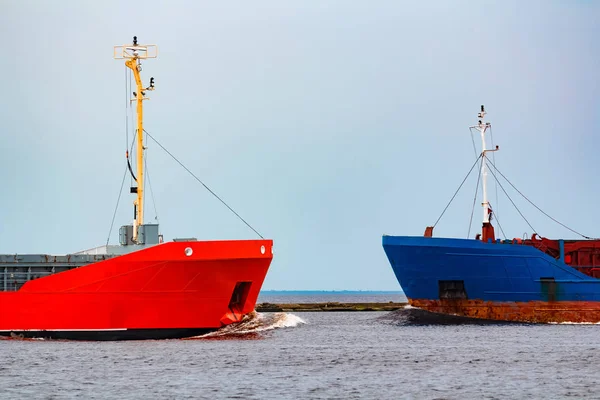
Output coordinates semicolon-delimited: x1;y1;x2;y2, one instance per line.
1;270;56;291
1;266;76;292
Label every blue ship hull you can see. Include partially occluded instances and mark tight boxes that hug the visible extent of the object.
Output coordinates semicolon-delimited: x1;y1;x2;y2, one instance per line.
382;235;600;323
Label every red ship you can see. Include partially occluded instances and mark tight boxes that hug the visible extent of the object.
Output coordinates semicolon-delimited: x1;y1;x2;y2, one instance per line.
0;37;273;340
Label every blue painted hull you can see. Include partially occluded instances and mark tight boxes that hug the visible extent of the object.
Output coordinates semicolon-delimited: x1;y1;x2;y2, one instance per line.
382;235;600;322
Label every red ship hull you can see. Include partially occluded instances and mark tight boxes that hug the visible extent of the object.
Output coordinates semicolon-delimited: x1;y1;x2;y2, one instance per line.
0;239;273;340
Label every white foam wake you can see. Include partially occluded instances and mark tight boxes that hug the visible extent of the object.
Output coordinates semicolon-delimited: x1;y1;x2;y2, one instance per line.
191;311;305;339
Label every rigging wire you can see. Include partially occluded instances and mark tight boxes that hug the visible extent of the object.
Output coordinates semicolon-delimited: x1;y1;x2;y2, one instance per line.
467;126;507;239
145;158;159;223
143;129;264;239
467;156;483;239
125;66;129;151
127;130;138;182
142;130;147;221
143;130;159;223
130;130;137;155
106;68;139;246
107;67;134;246
489;125;501;231
484;159;537;234
468;127;479;159
433;153;483;228
489;201;507;240
106;166;129;246
486;158;595;239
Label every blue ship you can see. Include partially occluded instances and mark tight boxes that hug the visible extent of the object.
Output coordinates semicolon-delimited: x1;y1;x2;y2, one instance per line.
382;106;600;323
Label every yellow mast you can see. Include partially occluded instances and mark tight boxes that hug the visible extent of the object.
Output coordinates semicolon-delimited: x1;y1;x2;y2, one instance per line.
114;37;157;243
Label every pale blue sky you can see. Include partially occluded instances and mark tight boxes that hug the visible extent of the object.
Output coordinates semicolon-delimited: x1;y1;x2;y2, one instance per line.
0;1;598;290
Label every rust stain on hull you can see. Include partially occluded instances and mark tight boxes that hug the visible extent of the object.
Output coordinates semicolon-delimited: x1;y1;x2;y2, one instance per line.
410;298;600;324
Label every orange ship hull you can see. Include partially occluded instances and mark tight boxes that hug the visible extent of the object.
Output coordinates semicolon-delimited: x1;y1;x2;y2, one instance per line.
410;298;600;324
0;240;273;340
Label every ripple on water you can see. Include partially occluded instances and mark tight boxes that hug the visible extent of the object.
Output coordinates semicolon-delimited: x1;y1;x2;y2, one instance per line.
2;311;600;399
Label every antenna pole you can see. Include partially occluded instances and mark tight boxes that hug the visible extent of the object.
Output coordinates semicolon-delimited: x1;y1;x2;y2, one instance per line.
114;36;157;243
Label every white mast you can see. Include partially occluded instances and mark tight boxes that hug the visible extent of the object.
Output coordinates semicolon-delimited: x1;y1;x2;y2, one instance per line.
475;105;492;224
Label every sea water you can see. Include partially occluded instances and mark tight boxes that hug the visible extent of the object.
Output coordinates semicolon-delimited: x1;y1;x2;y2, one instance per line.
1;291;598;399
